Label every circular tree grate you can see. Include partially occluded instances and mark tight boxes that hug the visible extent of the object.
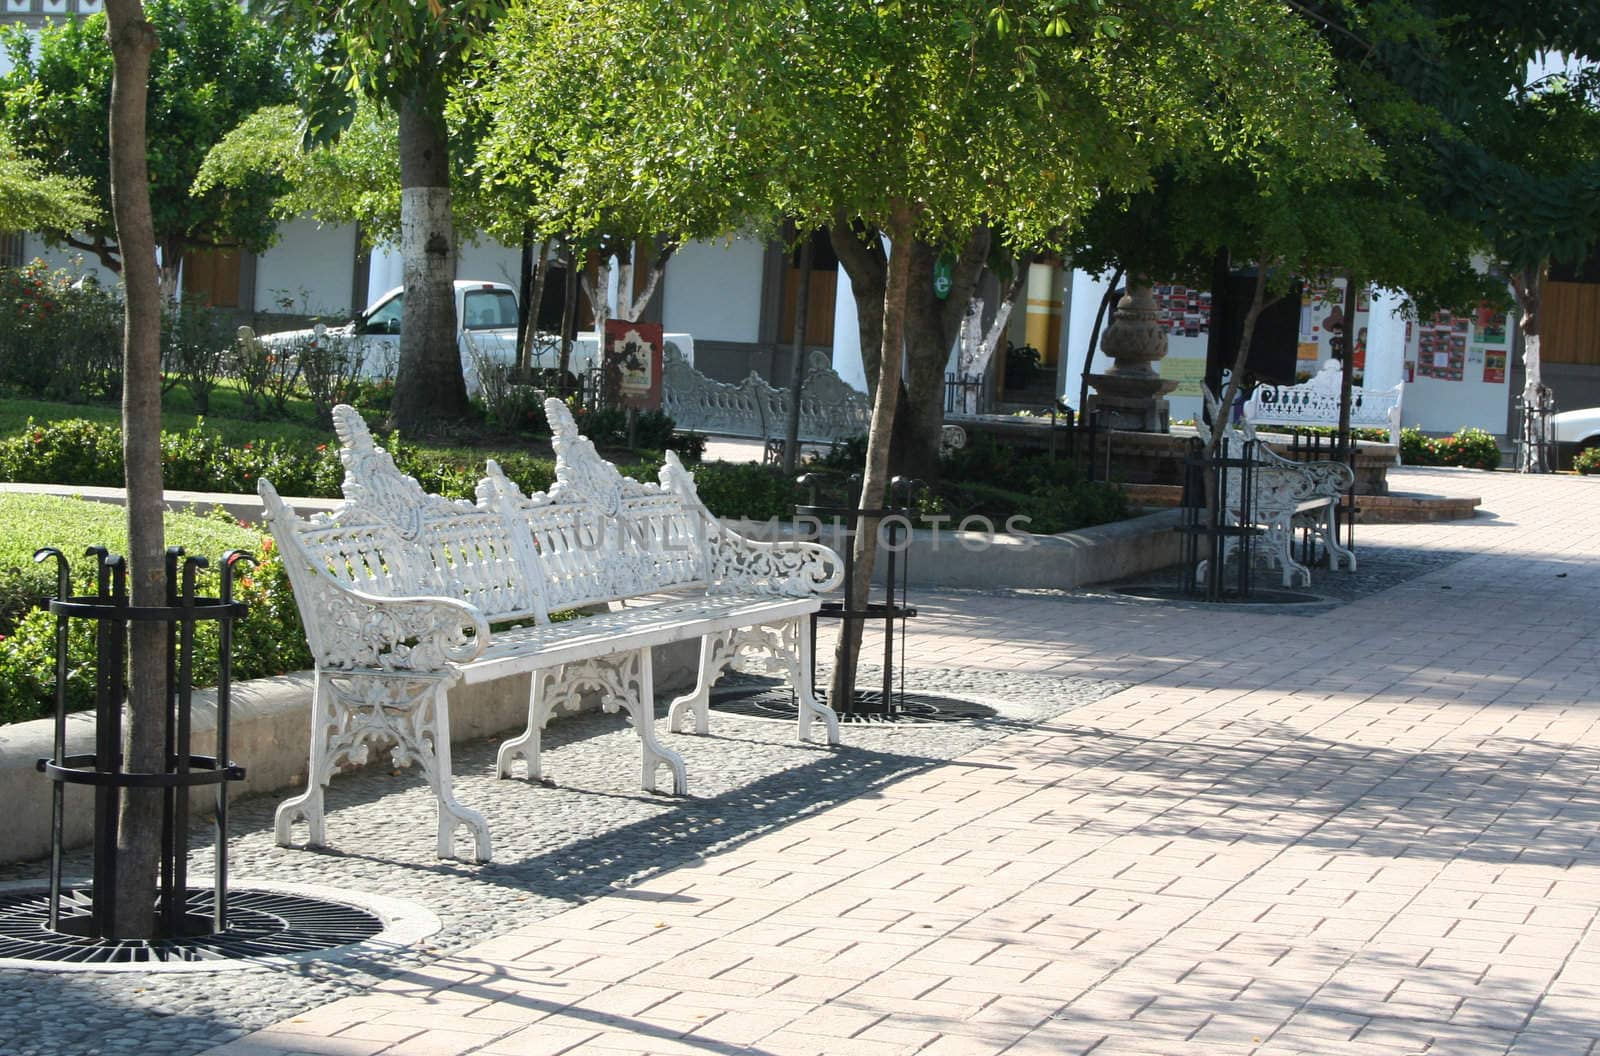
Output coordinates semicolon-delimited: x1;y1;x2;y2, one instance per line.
711;677;996;725
0;885;387;970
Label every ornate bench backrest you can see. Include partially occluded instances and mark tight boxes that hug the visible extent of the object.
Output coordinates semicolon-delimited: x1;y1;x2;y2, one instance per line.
480;400;711;618
319;408;543;623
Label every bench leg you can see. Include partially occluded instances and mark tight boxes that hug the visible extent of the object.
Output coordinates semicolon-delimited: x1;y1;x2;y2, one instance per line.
1322;503;1357;572
625;648;687;795
422;684;493;862
791;617;839;746
667;622;839;746
530;654;689;795
275;669;334;850
497;669;555;782
275;671;491;862
667;635;719;735
1264;518;1311;587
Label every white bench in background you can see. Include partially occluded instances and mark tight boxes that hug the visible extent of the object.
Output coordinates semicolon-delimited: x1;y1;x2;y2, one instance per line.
1199;386;1357;588
662;346;870;444
259;400;843;862
1242;360;1403;450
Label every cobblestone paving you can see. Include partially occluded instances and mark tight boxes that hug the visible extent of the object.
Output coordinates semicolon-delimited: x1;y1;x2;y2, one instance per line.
0;670;1119;1056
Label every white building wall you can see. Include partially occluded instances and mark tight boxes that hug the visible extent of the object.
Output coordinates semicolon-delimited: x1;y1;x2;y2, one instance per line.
253;218;358;316
20;234;119;289
455;238;523;290
662;237;764;343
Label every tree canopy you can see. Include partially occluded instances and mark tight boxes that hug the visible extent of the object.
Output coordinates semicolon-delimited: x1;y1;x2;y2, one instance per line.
0;0;294;276
0;132;98;234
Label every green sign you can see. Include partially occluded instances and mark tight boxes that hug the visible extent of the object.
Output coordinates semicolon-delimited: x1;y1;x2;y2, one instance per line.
933;255;953;300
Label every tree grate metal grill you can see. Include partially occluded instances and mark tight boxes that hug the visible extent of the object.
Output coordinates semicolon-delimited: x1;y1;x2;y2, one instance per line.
0;886;383;967
711;677;996;726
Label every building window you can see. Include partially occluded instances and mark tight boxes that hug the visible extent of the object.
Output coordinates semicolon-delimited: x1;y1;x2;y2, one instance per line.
0;232;25;269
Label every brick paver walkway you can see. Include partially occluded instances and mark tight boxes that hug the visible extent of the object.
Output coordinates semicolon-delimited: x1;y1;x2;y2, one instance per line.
203;468;1600;1056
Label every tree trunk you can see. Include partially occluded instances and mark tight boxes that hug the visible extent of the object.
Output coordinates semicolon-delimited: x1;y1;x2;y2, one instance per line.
520;235;552;376
390;86;467;431
557;248;578;390
105;0;163;940
516;225;534;373
1511;264;1547;471
961;252;1033;385
829;201;917;709
782;236;815;474
1208;265;1277;460
1337;275;1359;460
157;234;183;305
829;216;887;403
582;250;611;337
898;230;991;480
625;240;674;322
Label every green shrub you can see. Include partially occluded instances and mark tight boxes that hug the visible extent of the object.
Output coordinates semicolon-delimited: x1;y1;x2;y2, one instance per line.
0;417;347;497
691;462;807;522
1400;426;1501;470
0;496;309;724
0;260;122;403
1433;427;1501;470
0;417;125;485
1573;447;1600;475
162;298;232;415
1399;426;1435;466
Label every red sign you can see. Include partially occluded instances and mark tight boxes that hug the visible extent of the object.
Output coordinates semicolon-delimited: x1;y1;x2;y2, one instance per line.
602;320;663;410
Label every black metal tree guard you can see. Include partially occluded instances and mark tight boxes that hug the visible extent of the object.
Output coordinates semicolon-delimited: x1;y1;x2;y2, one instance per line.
1288;430;1359;564
796;473;918;718
33;545;250;942
1179;435;1259;601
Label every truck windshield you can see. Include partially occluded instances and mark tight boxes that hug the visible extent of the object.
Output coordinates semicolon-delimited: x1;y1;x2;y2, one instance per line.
463;289;519;330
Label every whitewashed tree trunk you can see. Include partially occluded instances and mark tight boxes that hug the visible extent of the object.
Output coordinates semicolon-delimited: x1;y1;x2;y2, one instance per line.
960;266;1029;389
391;90;468;429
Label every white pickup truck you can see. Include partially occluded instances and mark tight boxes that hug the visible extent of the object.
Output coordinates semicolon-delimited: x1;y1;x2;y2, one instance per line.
258;280;520;392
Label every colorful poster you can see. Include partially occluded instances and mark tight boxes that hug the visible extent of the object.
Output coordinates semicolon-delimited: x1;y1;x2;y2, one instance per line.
1153;285;1211;336
1297;341;1321;362
1483;350;1507;384
602;320;664;410
1472;307;1508;347
1415;311;1465;381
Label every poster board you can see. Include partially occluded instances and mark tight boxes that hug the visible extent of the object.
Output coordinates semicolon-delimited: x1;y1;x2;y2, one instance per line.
603;320;664;410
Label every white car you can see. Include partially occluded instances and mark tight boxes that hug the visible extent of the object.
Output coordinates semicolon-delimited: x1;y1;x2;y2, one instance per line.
257;280;520;393
1552;406;1600;448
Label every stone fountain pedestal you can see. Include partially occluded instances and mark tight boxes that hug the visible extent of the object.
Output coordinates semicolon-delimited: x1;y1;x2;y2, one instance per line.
1086;283;1178;433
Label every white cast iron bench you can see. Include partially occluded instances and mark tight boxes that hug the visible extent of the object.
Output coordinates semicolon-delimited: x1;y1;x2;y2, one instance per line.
259;399;844;862
662;345;870;445
1197;387;1356;588
1242;359;1404;451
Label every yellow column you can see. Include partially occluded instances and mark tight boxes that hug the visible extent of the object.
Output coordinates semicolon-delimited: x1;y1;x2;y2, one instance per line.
1023;262;1063;365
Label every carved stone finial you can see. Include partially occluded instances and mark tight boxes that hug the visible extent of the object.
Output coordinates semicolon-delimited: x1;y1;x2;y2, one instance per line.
1086;282;1179;433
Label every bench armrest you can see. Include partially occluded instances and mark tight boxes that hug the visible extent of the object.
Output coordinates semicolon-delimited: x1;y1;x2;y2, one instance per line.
706;523;845;596
293;570;491;674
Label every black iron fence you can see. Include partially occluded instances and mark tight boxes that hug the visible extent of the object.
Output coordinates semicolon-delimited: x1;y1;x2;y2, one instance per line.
944;372;985;415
